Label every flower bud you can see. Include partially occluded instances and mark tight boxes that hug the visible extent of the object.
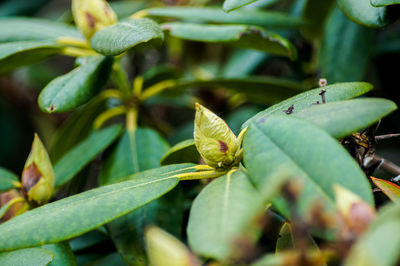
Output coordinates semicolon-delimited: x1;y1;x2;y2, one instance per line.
72;0;117;40
21;134;55;205
194;103;239;169
0;189;28;222
145;226;200;266
334;185;375;240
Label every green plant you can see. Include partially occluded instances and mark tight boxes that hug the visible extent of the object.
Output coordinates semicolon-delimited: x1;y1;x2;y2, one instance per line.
1;0;400;265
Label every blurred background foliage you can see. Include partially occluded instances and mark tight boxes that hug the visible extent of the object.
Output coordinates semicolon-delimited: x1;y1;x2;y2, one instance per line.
1;0;400;264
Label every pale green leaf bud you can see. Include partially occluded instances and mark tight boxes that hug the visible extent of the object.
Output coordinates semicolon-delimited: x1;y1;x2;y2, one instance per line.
21;134;55;205
194;103;239;169
72;0;117;40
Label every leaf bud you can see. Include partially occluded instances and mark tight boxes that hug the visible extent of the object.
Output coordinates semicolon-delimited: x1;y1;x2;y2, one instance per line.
0;189;28;222
21;134;55;205
194;103;239;169
145;226;200;266
334;185;375;240
72;0;117;40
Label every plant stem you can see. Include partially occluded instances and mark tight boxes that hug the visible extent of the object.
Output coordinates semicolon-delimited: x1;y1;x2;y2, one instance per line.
111;60;131;98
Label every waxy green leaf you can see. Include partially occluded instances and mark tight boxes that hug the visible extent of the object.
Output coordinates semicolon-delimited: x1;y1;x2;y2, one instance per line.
38;56;113;113
293;98;397;139
0;167;19;193
0;40;62;74
43;243;76;266
146;7;305;29
162;23;297;60
100;128;175;265
371;0;400;6
0;248;53;266
161;139;200;165
371;177;400;203
188;170;264;260
54;125;123;187
318;6;374;83
337;0;395;28
223;0;257;12
301;0;335;38
0;164;194;251
0;17;82;42
244;115;374;226
90;18;164;56
154;76;306;105
243;82;373;128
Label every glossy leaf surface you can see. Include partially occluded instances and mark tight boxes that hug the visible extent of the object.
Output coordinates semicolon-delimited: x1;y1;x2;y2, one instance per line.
243;82;373;128
38;56;113;113
54;125;122;187
147;7;305;29
162;23;297;60
293;98;397;139
0;40;62;74
0;248;53;266
244;115;374;223
91;18;164;56
188;170;264;260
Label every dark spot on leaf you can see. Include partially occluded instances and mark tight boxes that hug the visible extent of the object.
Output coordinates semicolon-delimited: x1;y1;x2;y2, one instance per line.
21;163;42;197
85;12;97;29
49;105;55;113
283;104;294;115
218;140;228;153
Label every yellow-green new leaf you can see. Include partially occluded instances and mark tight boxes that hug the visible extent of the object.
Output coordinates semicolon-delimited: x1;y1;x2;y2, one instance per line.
371;177;400;203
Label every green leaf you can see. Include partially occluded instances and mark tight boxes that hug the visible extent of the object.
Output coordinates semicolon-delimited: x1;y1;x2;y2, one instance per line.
187;170;264;260
223;0;257;12
54;125;122;187
160;139;200;165
243;115;374;228
157;76;307;105
221;49;267;78
146;7;305;29
43;243;76;266
0;17;82;42
0;167;19;193
162;23;297;60
318;6;374;83
293;98;397;139
90;18;164;56
371;177;400;203
0;164;194;251
0;248;53;266
371;0;400;6
38;56;113;113
337;0;395;28
0;40;62;74
243;81;373;128
50;97;106;162
99;128;169;185
100;128;175;265
226;106;262;135
344;204;400;266
301;0;335;38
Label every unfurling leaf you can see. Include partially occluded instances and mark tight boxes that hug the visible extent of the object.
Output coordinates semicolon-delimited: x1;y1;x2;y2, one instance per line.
72;0;117;40
371;177;400;203
145;226;200;266
194;103;239;169
21;134;54;205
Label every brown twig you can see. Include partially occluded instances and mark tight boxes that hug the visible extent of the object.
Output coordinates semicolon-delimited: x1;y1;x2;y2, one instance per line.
375;134;400;141
372;154;400;176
